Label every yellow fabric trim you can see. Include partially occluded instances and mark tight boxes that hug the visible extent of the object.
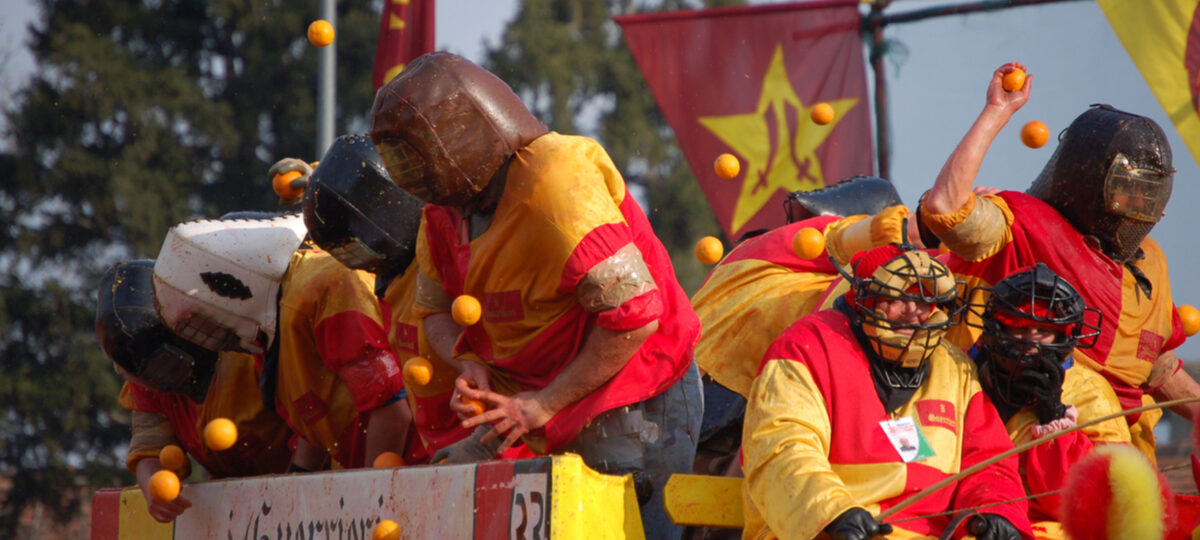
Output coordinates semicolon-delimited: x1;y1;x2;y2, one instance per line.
920;193;1013;262
126;411;177;473
742;359;858;540
823;214;870;266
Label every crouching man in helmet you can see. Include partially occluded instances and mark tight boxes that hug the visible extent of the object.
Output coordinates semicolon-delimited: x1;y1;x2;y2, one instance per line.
966;263;1130;538
369;52;702;539
742;243;1031;539
96;260;294;522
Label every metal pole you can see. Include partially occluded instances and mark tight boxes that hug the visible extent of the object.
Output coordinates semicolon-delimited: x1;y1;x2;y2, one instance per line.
316;0;336;159
869;1;891;180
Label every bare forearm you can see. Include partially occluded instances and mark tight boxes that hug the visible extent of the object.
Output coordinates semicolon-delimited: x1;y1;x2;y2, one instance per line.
535;320;658;414
925;105;1012;215
1151;366;1200;420
363;400;412;465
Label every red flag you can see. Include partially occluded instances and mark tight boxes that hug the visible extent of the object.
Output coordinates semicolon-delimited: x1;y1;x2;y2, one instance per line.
372;0;436;91
616;1;873;239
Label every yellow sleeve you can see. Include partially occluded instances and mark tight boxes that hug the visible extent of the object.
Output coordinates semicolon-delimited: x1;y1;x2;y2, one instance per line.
126;410;180;473
920;192;1014;262
742;359;857;540
824;205;909;266
1063;365;1132;443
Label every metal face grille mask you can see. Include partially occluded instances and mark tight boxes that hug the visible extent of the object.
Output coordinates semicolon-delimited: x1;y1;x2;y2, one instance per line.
303;134;424;275
96;260;218;402
784;175;903;223
850;246;961;369
969;263;1101;417
1027;104;1174;262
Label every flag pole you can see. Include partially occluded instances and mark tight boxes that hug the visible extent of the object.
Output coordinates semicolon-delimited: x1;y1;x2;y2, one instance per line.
317;0;336;159
867;0;892;181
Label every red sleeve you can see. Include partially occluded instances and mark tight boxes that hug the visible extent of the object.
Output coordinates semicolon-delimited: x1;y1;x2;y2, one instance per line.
314;311;404;412
953;391;1033;537
1023;432;1099;521
1166;304;1186;352
562;222;664;331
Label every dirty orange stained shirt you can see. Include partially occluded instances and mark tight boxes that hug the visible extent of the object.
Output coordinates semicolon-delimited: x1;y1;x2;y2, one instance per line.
267;249;405;469
415;132;699;452
924;191;1183;458
692;215;849;397
381;263;472;460
119;352;293;478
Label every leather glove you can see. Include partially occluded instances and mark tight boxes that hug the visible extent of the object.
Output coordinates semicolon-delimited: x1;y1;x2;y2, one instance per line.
825;507;893;540
267;157;313;204
967;513;1021;540
431;425;502;464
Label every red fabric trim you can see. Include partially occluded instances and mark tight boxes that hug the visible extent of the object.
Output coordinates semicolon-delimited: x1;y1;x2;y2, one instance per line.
954;391;1031;536
411;391;474;456
595;290;663;331
1022;431;1096;522
1167;304;1186;352
559;222;633;294
716;215;841;273
314;311;404;412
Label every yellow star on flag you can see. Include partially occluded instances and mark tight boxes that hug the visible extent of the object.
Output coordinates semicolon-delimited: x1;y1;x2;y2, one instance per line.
699;45;858;233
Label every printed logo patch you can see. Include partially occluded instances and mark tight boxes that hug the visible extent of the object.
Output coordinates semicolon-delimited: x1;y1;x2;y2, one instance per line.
483;290;525;323
392;322;418;355
293;391;329;425
1137;330;1165;363
915;400;957;434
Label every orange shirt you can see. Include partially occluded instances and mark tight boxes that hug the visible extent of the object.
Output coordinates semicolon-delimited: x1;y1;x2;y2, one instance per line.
415;133;699;452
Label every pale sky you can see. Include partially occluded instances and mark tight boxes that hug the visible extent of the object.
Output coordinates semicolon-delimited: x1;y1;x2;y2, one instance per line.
4;0;1199;358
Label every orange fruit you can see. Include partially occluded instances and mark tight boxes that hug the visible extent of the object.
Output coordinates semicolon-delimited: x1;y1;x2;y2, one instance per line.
1180;305;1200;337
158;445;185;472
403;356;434;387
307;20;335;48
713;153;740;179
811;103;835;125
792;227;826;260
1021;121;1049;149
459;395;486;417
695;236;724;265
1002;68;1026;92
273;170;305;199
148;470;181;503
373;451;405;468
373;519;402;540
203;418;238;451
452;295;482;326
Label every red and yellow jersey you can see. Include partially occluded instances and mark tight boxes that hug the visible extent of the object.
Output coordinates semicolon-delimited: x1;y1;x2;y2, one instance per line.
924;191;1183;456
270;249;404;469
119;352;292;478
1003;363;1130;528
415;133;699;452
381;263;472;461
742;309;1030;540
691;215;848;397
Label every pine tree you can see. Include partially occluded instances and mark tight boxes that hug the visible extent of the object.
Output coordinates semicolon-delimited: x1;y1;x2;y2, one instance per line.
0;0;379;533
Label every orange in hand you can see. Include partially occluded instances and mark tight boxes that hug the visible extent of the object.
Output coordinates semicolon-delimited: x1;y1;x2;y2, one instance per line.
148;470;181;503
1180;305;1200;337
273;170;305;200
695;236;724;265
452;295;482;326
1021;121;1049;149
203;418;238;451
811;103;835;125
307;20;335;48
1002;68;1026;92
403;356;434;387
373;451;405;468
713;153;740;179
373;519;402;540
459;395;487;417
158;445;186;472
792;228;826;260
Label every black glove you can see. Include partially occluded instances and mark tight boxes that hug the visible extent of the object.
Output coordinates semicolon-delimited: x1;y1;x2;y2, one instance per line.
967;513;1021;540
825;507;893;540
1018;362;1067;424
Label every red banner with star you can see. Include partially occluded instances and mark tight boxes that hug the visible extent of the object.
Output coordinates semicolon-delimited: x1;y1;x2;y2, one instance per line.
372;0;436;91
616;1;873;239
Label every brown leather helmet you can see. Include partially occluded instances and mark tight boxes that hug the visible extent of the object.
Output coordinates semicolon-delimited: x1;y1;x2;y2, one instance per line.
369;52;548;207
